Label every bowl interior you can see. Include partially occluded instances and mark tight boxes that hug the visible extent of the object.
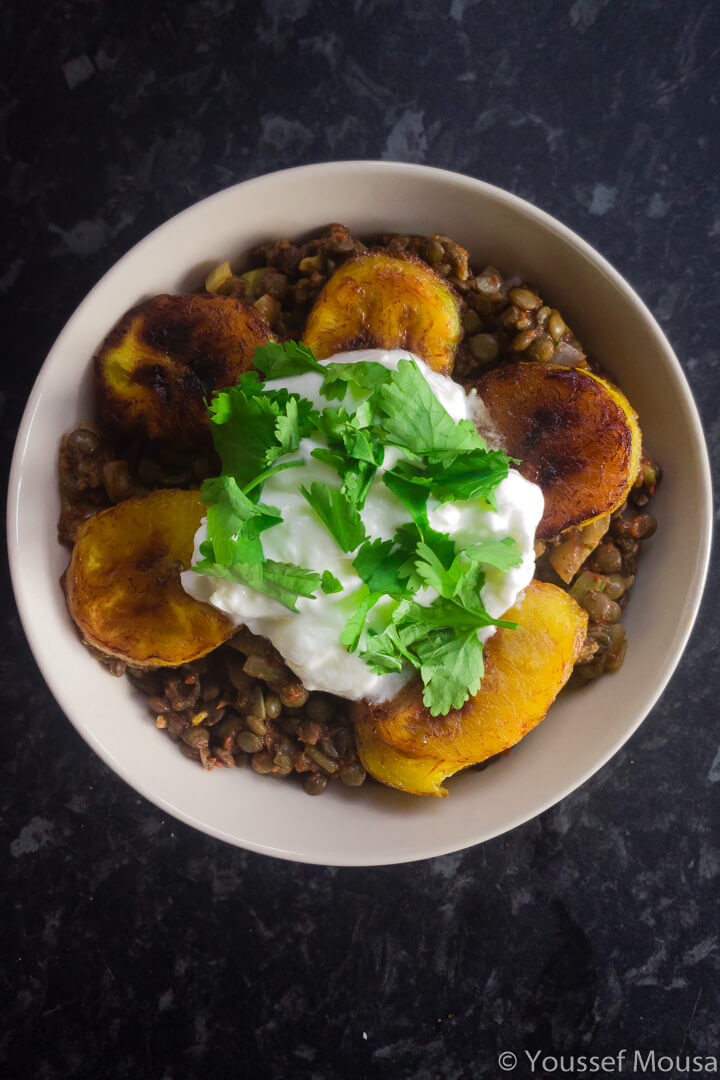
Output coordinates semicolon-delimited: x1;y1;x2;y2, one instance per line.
8;162;712;865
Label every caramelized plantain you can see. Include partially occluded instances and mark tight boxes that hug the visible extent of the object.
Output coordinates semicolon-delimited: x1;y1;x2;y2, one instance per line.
95;294;272;447
302;251;463;374
64;489;234;667
475;362;642;540
353;581;587;796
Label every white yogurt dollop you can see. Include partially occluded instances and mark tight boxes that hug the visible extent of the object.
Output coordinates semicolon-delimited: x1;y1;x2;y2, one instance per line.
181;349;544;702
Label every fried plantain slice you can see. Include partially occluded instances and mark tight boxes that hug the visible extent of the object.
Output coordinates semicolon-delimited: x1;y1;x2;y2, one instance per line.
474;362;642;540
95;294;272;447
64;489;234;667
302;251;463;374
353;580;587;796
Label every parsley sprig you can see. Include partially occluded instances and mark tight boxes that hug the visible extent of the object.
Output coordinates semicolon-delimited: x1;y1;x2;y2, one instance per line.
194;342;521;716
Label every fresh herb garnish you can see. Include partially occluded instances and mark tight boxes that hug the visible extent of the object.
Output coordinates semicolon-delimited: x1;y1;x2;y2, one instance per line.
206;375;314;491
321;570;344;595
193;557;322;613
377;357;486;464
384;449;510;508
358;550;518;715
198;475;282;566
253;340;324;379
300;481;368;553
207;383;281;491
414;630;486;715
320;360;393;402
267;395;301;462
340;588;383;652
242;459;304;497
194;340;521;714
352;538;413;597
464;537;523;571
194;476;320;612
394;522;456;574
382;469;430;527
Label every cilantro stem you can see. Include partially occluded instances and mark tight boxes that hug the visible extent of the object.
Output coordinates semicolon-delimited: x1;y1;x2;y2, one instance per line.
243;459;305;496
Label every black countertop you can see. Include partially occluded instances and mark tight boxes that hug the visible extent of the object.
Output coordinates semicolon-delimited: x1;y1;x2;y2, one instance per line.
3;2;719;1077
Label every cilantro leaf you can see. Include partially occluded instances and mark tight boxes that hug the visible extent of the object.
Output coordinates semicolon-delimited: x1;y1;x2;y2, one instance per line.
415;629;486;714
357;577;517;715
383;449;509;507
464;537;523;571
392;522;455;591
352;538;412;597
361;620;420;674
382;469;429;527
320;361;393;402
412;540;462;597
310;446;347;474
342;425;384;467
193;557;321;613
378;359;485;464
258;560;322;610
340;589;381;652
317;406;379;449
314;405;368;447
245;380;319;435
394;597;497;635
253;340;323;379
199;475;281;565
360;627;407;674
412;546;517;627
266;396;300;465
393;523;456;570
430;449;509;504
313;406;355;449
321;570;343;595
301;482;367;552
208;377;317;493
311;448;377;512
208;385;280;489
314;404;383;470
363;620;486;715
352;399;375;429
224;370;266;397
450;561;491;619
341;462;377;510
312;404;384;510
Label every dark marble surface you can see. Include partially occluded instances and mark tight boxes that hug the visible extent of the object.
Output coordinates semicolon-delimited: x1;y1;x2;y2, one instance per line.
2;1;720;1077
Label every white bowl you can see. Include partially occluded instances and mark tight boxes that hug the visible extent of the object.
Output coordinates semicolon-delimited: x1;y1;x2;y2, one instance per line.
7;162;712;866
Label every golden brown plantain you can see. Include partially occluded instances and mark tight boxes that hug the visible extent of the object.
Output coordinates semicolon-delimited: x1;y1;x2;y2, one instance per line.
302;251;463;375
353;581;587;796
475;362;641;540
64;489;234;667
95;294;272;447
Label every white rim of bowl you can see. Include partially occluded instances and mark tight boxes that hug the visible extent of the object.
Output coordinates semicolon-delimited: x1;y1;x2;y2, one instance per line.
7;161;714;866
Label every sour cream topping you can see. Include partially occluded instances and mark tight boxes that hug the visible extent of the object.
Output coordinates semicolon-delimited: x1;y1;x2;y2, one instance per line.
181;349;544;702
